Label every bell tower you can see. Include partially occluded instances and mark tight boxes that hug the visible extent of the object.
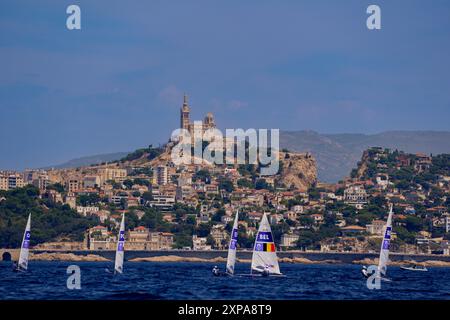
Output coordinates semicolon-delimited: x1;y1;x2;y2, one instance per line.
180;94;190;130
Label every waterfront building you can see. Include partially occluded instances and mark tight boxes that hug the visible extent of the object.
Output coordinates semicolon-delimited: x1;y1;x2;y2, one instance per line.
192;235;211;250
126;226;150;250
280;233;299;248
88;225;115;250
210;224;228;249
122;227;174;250
155;232;174;250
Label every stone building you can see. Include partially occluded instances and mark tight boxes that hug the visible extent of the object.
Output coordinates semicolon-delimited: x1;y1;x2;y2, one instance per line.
344;185;368;209
179;94;216;134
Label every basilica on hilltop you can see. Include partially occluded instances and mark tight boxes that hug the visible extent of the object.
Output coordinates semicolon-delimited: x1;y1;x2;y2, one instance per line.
180;94;216;133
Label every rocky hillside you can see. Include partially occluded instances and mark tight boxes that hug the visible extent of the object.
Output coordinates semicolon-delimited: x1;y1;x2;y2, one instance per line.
280;130;450;182
43;131;450;183
117;143;318;190
278;151;317;191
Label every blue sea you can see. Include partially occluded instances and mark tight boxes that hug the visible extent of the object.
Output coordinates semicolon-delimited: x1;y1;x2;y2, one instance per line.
0;261;449;300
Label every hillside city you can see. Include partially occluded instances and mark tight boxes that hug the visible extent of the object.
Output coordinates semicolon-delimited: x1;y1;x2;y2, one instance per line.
1;97;449;256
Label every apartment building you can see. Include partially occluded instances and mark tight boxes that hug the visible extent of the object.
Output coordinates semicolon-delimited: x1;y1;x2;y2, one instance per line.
153;165;169;185
344;185;368;209
100;168;127;183
0;172;26;191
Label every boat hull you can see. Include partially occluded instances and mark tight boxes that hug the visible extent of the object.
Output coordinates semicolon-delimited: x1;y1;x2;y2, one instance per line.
400;267;428;272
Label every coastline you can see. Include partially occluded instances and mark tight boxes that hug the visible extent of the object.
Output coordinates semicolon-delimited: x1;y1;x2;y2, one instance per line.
17;251;450;267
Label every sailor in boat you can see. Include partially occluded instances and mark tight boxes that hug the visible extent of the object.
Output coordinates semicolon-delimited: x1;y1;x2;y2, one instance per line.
212;265;220;276
115;265;123;275
361;266;369;278
261;265;270;277
12;261;26;272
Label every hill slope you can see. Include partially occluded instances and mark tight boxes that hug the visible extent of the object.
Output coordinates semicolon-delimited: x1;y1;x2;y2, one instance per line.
280;130;450;182
46;152;130;169
41;131;450;183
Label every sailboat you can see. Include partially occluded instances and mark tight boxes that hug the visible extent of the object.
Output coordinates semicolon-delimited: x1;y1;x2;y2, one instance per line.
362;204;393;281
225;210;239;276
212;210;239;277
113;213;125;274
14;213;31;272
250;212;282;276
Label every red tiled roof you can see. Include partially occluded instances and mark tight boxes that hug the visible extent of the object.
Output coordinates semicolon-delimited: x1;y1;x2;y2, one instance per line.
341;225;365;231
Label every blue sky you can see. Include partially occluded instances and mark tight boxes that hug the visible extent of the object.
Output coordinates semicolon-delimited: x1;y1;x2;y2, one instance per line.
1;0;450;170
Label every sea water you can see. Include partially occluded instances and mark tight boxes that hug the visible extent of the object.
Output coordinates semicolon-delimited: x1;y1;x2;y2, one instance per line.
0;261;449;300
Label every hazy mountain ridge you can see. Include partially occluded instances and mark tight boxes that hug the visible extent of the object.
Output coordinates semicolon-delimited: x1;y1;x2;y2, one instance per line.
45;152;130;169
280;130;450;182
46;131;450;183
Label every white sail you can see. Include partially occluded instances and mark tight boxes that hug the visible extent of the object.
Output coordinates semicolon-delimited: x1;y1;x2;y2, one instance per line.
226;211;239;275
18;214;31;271
251;212;281;275
114;214;125;274
377;204;394;277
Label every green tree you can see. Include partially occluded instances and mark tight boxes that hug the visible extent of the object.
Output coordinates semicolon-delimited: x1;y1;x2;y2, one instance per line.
211;209;226;222
0;186;99;248
218;178;234;193
142;191;154;202
405;216;423;233
237;178;253;189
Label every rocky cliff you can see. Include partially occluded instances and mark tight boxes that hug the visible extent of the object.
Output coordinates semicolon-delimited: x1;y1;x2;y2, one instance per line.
278;151;317;191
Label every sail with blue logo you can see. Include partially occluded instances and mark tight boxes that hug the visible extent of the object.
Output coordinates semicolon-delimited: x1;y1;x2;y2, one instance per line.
114;213;125;274
18;213;31;271
226;211;239;275
378;204;393;277
251;212;281;275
